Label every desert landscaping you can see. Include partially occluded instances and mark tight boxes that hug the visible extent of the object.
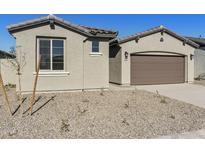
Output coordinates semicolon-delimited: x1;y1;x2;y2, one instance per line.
1;87;205;139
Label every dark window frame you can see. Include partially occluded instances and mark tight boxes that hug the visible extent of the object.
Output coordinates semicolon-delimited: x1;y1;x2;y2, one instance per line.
37;38;65;71
92;40;99;53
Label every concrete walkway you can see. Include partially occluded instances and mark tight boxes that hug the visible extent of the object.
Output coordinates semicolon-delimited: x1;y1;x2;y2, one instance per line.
110;83;205;109
158;129;205;139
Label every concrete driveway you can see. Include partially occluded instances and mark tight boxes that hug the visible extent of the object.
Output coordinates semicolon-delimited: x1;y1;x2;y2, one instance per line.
136;83;205;108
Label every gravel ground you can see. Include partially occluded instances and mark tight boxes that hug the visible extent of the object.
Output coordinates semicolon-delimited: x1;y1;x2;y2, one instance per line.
1;88;205;139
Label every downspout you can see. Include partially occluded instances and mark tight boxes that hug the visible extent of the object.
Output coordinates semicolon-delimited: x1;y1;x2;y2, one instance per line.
82;38;88;91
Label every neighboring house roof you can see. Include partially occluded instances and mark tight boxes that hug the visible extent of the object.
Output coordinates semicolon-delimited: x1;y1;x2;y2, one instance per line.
110;25;199;48
7;15;118;39
0;50;15;59
186;36;205;50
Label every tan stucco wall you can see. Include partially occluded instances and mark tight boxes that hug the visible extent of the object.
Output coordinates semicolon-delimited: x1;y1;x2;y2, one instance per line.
113;32;195;85
194;49;205;78
109;46;122;84
12;24;109;92
84;39;109;89
0;59;16;85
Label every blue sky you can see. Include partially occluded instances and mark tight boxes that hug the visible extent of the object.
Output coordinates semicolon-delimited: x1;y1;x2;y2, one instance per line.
0;14;205;51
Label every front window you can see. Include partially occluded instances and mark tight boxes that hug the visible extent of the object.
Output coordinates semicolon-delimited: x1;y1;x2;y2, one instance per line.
92;41;99;53
38;38;64;71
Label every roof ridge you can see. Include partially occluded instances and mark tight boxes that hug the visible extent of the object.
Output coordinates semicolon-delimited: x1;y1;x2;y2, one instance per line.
7;15;117;39
7;15;48;29
115;25;199;48
186;36;205;39
119;25;164;41
49;15;117;33
81;25;116;32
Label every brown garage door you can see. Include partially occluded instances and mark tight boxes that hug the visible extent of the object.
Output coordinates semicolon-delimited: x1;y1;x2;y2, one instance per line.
130;55;185;85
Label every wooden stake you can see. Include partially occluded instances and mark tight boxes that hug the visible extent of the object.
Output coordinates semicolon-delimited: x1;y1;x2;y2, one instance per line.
0;73;12;116
30;56;41;115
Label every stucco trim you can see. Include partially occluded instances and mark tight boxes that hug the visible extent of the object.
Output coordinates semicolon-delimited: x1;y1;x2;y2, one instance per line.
89;53;103;56
130;51;187;56
33;71;70;77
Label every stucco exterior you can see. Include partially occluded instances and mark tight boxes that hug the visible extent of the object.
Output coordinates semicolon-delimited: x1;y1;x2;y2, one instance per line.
12;24;111;92
110;31;196;85
194;49;205;78
109;45;122;84
0;59;16;85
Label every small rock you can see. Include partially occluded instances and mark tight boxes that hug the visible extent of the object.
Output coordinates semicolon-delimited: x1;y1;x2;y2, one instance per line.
8;129;18;136
170;115;175;119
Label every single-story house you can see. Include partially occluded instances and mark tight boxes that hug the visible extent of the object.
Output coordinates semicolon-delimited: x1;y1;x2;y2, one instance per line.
186;37;205;79
7;15;118;92
0;50;16;85
109;26;199;85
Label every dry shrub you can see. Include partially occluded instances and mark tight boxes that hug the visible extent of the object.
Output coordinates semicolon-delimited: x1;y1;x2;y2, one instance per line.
4;47;26;114
124;101;129;109
82;99;89;103
132;88;138;94
4;85;10;91
60;119;70;133
77;106;88;115
170;114;175;119
122;118;129;126
156;90;168;104
100;88;105;96
6;83;16;88
8;129;18;136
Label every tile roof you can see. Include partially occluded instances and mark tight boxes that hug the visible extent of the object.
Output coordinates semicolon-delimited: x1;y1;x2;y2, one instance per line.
185;36;205;46
7;15;118;39
111;25;199;48
0;50;15;59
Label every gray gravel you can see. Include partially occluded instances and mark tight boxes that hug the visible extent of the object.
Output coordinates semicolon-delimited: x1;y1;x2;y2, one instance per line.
1;88;205;139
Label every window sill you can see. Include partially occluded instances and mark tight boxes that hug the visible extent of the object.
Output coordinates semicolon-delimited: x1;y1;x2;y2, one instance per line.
89;52;103;56
33;71;70;77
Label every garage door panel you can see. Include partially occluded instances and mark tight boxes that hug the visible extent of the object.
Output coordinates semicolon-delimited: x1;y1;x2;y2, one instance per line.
131;55;185;85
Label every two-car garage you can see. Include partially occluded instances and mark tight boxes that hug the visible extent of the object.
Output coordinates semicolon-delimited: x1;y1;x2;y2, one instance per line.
130;55;185;85
109;26;198;85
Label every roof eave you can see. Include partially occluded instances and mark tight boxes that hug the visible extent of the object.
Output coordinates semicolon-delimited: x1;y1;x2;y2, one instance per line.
7;16;118;39
117;28;199;48
7;19;49;33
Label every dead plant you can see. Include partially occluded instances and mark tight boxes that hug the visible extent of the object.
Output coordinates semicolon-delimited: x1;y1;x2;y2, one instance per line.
82;98;89;103
60;119;70;133
77;105;88;115
156;90;168;104
170;114;175;119
100;87;105;96
4;46;26;114
6;83;16;88
4;85;10;91
132;88;138;94
8;129;18;136
122;118;129;126
124;101;129;109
